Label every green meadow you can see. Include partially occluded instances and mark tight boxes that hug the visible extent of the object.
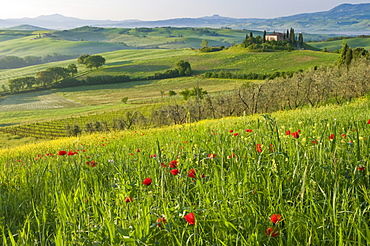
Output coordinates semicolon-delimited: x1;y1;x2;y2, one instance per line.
1;95;369;245
308;37;370;52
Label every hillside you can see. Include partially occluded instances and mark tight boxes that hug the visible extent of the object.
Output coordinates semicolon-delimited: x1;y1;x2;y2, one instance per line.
1;95;369;244
308;37;370;52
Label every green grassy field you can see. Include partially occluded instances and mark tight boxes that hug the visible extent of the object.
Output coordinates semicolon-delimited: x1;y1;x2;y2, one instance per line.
308;37;370;52
0;48;338;87
0;95;369;245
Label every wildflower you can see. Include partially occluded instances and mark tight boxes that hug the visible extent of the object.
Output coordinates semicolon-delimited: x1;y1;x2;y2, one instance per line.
291;131;299;138
68;151;77;156
341;134;346;138
312;140;318;144
125;196;133;203
184;212;195;225
150;154;156;158
170;169;179;175
285;130;291;135
142;177;152;186
160;162;168;168
157;217;167;227
270;214;282;224
136;149;141;152
358;166;365;171
367;119;370;124
233;133;239;136
208;153;216;158
229;130;234;133
256;144;262;153
245;129;253;132
169;160;179;168
58;151;67;156
188;169;196;178
329;134;335;140
86;160;98;167
266;227;279;237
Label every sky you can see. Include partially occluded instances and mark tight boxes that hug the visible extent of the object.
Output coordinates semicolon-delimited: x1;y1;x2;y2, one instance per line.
1;0;368;21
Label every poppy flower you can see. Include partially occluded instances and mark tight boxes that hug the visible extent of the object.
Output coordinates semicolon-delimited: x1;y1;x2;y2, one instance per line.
169;160;179;168
142;177;152;186
245;129;253;132
229;130;234;133
291;131;299;138
270;214;282;224
368;119;370;124
184;212;195;225
170;169;179;175
125;196;133;203
285;130;291;135
157;217;167;227
86;160;98;167
329;134;335;140
256;144;262;153
208;153;216;158
58;151;67;156
188;169;196;178
266;227;279;237
358;166;365;171
233;133;239;136
68;151;77;156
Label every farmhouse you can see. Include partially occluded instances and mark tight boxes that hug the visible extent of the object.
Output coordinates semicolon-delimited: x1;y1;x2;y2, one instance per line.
265;32;286;41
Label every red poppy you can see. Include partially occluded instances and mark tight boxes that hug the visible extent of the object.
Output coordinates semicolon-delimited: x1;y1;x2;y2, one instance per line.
150;154;156;158
170;169;179;175
312;140;318;144
233;133;239;136
270;214;282;224
169;160;179;168
341;134;346;138
266;227;279;237
188;169;196;178
245;129;253;132
142;177;152;186
329;134;335;140
86;160;98;167
157;217;167;227
208;153;216;158
256;144;262;153
285;130;291;135
68;151;77;156
358;166;365;171
125;196;133;203
136;149;141;152
184;212;195;225
368;119;370;124
160;162;168;168
229;130;234;133
291;131;299;138
58;151;67;156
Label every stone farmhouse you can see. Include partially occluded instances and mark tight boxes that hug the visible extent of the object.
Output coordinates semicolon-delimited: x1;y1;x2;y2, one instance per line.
265;32;286;41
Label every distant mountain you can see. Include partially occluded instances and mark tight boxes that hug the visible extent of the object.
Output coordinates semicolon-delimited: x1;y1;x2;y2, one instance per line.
0;3;369;34
4;24;49;31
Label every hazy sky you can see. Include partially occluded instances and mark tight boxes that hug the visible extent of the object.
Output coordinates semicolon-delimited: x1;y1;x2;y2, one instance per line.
1;0;368;20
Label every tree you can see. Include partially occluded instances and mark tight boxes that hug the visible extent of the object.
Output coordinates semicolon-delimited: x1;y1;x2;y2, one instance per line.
176;60;192;76
77;54;90;65
85;55;106;70
200;39;208;48
263;30;266;42
298;33;304;47
47;67;69;83
338;39;352;67
289;28;296;44
36;70;54;87
67;64;78;77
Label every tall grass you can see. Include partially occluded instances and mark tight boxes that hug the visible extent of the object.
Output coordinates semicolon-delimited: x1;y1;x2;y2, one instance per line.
0;97;369;245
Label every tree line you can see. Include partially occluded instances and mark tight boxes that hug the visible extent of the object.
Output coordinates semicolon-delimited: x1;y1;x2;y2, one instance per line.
0;53;78;69
1;56;192;94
